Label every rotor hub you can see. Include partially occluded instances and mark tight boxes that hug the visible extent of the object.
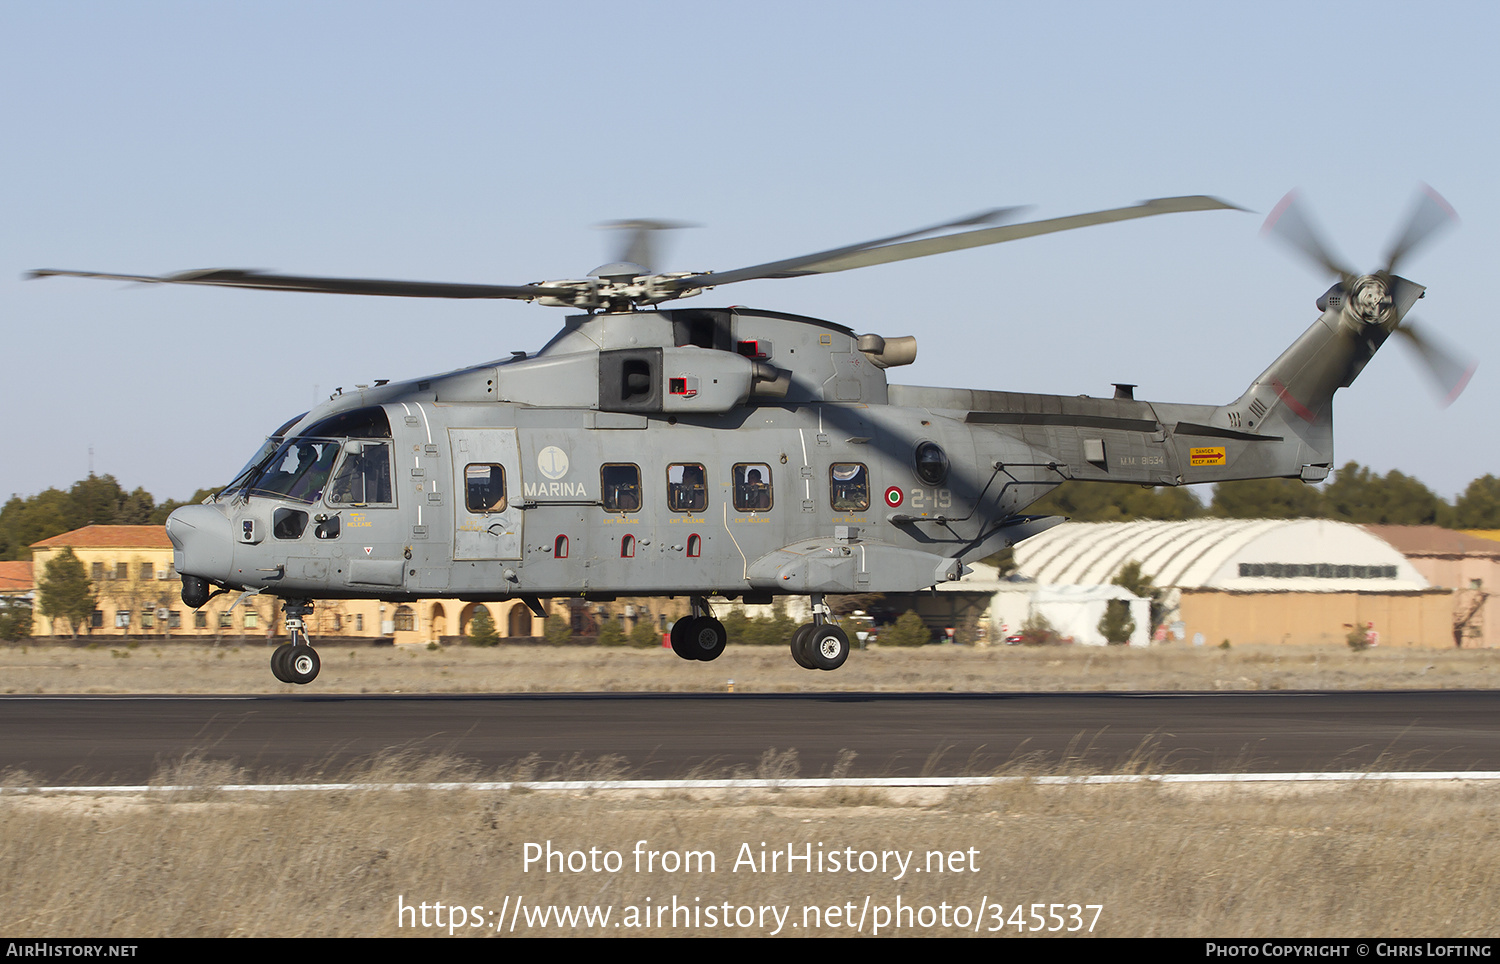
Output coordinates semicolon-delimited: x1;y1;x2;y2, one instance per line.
1346;274;1392;327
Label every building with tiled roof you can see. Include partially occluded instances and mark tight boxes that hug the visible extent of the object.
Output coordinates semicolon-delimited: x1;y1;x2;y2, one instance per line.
1363;525;1499;647
0;560;33;595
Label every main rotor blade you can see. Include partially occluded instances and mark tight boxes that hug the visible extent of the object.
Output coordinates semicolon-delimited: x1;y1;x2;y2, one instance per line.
664;206;1029;290
27;267;576;301
1394;318;1477;406
1262;190;1355;281
1383;184;1458;275
675;197;1238;289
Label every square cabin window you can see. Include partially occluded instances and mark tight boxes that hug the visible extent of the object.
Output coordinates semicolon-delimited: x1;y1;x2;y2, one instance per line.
465;464;507;513
733;464;773;511
327;441;394;506
601;464;642;513
667;463;707;512
830;463;870;511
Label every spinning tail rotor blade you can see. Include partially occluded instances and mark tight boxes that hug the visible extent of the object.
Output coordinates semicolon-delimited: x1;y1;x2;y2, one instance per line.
1383;184;1459;275
1394;318;1477;406
1262;190;1356;281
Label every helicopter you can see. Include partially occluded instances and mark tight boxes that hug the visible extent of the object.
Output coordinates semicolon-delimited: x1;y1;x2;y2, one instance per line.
30;189;1470;683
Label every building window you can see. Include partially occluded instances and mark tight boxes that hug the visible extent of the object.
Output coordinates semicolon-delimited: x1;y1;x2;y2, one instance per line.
356;614;364;632
116;562;129;581
194;611;208;629
168;611;181;629
91;562;105;581
140;562;154;580
243;610;259;630
140;609;154;629
219;612;233;629
91;609;103;628
115;610;131;629
394;605;415;632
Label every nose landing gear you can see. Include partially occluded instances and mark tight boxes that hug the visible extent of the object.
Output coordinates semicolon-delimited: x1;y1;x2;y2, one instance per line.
270;600;321;684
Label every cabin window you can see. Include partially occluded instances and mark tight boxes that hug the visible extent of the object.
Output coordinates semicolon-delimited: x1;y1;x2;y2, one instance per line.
687;534;702;558
602;464;642;512
621;534;636;558
327;441;394;506
667;463;708;512
464;464;508;513
554;535;569;559
249;438;342;503
830;463;870;511
733;463;773;511
914;441;949;486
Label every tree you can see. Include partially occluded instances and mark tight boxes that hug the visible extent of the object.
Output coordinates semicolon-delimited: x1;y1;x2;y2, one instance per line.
37;548;95;637
1017;610;1060;646
1028;481;1205;522
1323;462;1450;526
1211;477;1326;519
1111;560;1166;632
0;599;32;641
543;614;573;646
467;607;499;646
1097;599;1135;645
1455;475;1500;529
879;610;931;647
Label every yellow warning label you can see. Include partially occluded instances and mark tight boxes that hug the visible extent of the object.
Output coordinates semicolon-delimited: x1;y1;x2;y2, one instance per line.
1190;446;1227;466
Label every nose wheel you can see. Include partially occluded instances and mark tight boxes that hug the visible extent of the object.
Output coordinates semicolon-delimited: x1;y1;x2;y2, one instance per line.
271;601;321;685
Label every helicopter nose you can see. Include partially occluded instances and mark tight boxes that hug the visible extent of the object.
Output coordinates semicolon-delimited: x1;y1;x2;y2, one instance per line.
165;503;235;583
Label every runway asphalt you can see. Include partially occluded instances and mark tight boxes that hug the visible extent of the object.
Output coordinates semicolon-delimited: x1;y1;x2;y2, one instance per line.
3;690;1499;784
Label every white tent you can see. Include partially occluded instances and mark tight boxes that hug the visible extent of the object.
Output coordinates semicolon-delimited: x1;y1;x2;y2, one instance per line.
989;582;1150;647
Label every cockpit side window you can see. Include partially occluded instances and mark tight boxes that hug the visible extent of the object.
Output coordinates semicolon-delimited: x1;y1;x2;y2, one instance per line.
327;441;394;506
301;406;392;440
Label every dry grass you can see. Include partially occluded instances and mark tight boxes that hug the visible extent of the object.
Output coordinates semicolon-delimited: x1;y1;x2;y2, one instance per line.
1;753;1495;937
1;639;1497;694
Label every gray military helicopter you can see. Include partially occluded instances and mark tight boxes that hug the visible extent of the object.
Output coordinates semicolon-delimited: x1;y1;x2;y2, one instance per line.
32;189;1469;683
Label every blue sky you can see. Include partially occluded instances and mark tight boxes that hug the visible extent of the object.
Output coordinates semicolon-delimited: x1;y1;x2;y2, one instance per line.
3;1;1496;503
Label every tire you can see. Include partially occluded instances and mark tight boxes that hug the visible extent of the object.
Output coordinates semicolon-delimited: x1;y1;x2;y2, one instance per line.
690;618;727;661
808;625;850;671
270;643;294;683
670;618;700;661
284;645;321;684
790;624;818;670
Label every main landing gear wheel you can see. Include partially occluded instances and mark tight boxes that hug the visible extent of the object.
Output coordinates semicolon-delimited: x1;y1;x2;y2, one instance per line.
672;616;727;661
270;643;294;683
284;645;321;684
808;625;850;671
790;624;818;670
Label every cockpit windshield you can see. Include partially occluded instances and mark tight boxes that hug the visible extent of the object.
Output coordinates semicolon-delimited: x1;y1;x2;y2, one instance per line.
246;438;344;504
224;407;395;505
216;411;308;501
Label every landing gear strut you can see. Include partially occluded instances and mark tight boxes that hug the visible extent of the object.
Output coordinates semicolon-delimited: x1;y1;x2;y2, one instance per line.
671;596;727;661
270;600;321;685
791;593;850;671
